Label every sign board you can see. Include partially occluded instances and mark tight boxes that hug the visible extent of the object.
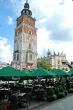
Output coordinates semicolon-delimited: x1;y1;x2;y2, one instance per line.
22;66;26;70
27;65;31;70
22;65;36;70
31;66;36;70
17;64;21;70
12;77;20;80
0;66;2;69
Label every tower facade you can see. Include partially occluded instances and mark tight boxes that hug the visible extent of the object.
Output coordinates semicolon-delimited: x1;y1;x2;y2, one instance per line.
12;1;37;70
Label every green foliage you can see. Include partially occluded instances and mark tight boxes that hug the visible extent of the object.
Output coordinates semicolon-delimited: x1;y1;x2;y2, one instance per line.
55;86;65;98
59;86;64;92
47;88;55;96
69;88;73;93
47;88;57;101
37;60;51;71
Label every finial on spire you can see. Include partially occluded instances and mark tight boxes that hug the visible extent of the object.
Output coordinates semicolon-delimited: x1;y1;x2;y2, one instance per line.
21;0;32;16
26;0;28;3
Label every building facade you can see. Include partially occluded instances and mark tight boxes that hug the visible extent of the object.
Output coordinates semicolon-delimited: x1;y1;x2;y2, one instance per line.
38;52;72;70
12;1;37;70
0;62;10;69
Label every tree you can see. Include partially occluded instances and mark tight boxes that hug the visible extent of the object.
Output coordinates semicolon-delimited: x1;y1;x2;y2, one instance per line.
37;60;51;70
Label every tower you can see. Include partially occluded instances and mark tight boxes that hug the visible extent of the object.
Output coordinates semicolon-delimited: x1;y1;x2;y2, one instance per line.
12;0;37;70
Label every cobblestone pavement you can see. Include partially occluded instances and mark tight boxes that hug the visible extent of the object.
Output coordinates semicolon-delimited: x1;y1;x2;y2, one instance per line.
17;101;46;110
17;95;73;110
34;95;73;110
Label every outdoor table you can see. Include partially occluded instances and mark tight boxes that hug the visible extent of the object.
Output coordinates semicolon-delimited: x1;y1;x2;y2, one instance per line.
24;86;33;93
12;92;26;97
24;86;33;89
46;86;54;89
0;88;11;100
34;84;42;87
34;88;45;92
46;86;54;92
12;92;28;108
0;88;10;91
33;87;46;100
70;82;73;84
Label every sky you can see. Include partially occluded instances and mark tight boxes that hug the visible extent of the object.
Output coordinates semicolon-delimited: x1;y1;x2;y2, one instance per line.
0;0;73;63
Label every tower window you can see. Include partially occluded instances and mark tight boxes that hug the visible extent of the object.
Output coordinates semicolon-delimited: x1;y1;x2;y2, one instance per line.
14;54;16;60
29;54;32;60
25;10;27;14
58;65;60;69
17;54;19;61
17;31;19;36
58;60;60;64
29;43;32;49
29;31;32;35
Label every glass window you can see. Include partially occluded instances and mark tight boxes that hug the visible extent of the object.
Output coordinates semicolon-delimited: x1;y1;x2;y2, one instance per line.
58;60;60;64
14;54;16;60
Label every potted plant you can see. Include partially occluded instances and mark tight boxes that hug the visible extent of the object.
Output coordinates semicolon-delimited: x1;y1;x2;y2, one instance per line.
47;87;57;101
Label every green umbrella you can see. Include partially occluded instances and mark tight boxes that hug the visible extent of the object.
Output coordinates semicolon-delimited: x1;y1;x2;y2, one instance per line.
20;70;31;79
67;69;73;76
30;67;52;78
0;66;20;77
49;69;68;77
0;66;21;81
20;70;30;77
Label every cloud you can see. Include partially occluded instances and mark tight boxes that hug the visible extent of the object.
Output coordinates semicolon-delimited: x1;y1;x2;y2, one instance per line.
0;36;13;63
8;16;14;25
30;0;64;19
63;0;73;28
37;28;51;57
37;17;48;24
9;0;64;17
48;40;73;62
46;13;73;41
37;28;73;62
37;0;73;42
10;0;24;16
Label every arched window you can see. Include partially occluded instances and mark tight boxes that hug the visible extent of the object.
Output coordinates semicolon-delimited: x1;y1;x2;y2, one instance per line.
29;54;32;60
29;43;32;49
29;31;32;35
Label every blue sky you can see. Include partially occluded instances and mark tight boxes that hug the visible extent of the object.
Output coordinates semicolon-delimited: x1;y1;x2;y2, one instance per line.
0;0;73;63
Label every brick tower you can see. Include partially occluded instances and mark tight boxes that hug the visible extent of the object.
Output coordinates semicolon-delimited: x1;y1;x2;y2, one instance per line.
12;0;37;70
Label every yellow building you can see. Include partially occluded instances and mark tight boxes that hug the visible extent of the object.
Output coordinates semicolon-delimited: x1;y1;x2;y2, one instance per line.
38;52;72;70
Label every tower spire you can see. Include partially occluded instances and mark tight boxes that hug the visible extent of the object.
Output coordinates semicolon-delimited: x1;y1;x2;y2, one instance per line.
21;0;32;16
